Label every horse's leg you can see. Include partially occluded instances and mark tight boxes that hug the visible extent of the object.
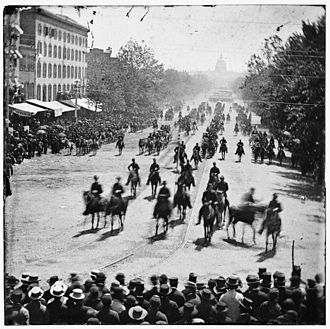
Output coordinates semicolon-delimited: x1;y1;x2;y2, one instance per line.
96;212;100;229
111;215;114;232
91;214;94;230
204;224;207;243
241;224;245;243
265;233;269;252
252;225;256;244
155;217;159;236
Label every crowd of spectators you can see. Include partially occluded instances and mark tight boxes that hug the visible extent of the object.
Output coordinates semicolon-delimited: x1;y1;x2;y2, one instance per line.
4;266;325;325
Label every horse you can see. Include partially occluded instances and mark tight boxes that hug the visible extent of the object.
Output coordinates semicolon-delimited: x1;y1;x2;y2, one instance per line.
138;138;147;154
147;140;154;155
264;208;282;252
155;139;161;156
178;170;195;190
219;143;227;160
266;145;275;164
227;204;267;244
150;171;161;198
191;150;200;169
236;146;244;162
105;195;129;232
173;184;192;221
116;139;124;156
234;126;239;136
214;191;226;228
128;170;139;198
198;202;216;243
153;198;172;236
82;191;109;230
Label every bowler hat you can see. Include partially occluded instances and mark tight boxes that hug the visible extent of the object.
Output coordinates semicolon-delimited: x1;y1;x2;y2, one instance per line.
226;275;239;288
126;295;138;307
101;293;112;306
47;275;60;284
150;274;159;284
159;284;172;296
184;281;197;290
26;274;41;284
28;286;44;300
181;302;198;316
246;274;260;285
159;274;168;284
95;272;106;283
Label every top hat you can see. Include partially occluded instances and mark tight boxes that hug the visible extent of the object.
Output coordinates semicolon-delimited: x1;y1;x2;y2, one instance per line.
28;286;44;300
188;272;197;283
128;306;148;321
169;277;178;287
184;281;197;290
291;265;301;277
201;288;212;301
260;272;272;286
258;268;267;277
226;275;239;288
69;288;85;300
197;283;207;290
159;284;172;296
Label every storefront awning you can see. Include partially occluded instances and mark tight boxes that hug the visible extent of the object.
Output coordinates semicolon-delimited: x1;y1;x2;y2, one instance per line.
26;99;63;117
9;102;47;117
70;98;102;112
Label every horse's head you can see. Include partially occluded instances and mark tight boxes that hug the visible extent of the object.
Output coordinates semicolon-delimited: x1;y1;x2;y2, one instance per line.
83;191;93;204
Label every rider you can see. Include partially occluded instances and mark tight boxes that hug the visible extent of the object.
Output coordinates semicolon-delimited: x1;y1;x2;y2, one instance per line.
215;175;229;200
235;139;245;155
115;135;124;149
220;137;227;151
234;122;239;133
112;176;125;198
191;143;202;163
258;193;282;235
126;158;140;186
146;158;160;185
154;181;171;218
91;175;103;199
192;120;198;131
182;160;195;187
196;183;217;225
209;162;220;178
239;187;257;213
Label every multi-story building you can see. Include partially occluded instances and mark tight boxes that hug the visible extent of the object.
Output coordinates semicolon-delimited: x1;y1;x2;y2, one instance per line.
19;7;89;102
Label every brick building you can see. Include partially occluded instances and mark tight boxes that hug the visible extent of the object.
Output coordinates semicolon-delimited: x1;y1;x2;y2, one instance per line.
19;7;89;102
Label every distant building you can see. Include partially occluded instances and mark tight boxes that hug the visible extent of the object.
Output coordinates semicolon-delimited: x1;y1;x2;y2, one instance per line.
190;52;242;89
19;7;89;101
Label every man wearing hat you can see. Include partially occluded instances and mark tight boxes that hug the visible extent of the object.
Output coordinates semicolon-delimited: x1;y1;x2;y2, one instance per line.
259;288;282;324
46;282;68;324
168;277;186;308
213;276;227;301
258;193;282;234
196;288;217;323
176;302;199;324
17;273;30;296
145;295;168;324
237;297;259;324
111;286;126;315
120;295;138;324
24;286;50;324
260;272;272;294
182;281;201;306
90;175;103;199
5;289;30;325
135;281;150;311
159;284;180;324
219;275;244;323
43;275;61;302
213;301;233;324
144;275;159;301
215;175;229;201
127;305;148;324
84;286;103;311
96;294;120;324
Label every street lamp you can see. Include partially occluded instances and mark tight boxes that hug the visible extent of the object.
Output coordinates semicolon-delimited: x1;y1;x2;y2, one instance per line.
74;79;81;123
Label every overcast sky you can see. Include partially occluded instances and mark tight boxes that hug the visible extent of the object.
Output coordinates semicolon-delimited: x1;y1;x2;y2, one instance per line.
43;4;324;73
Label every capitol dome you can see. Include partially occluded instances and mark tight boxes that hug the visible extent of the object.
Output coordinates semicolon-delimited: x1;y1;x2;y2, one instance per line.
215;53;227;73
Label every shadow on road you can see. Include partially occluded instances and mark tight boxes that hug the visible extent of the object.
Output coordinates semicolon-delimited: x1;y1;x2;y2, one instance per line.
147;231;167;244
256;249;276;262
73;227;102;238
222;238;251;249
274;170;323;202
194;237;211;251
169;218;185;229
97;228;121;241
144;195;155;202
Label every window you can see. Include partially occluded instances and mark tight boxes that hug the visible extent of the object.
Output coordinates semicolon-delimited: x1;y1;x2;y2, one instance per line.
58;65;61;78
42;84;47;101
58;84;61;93
53;85;57;101
67;48;70;60
38;23;42;35
71;83;74;91
48;63;52;78
79;36;82;46
54;29;57;40
53;45;57;58
63;65;66;78
19;59;26;71
43;25;49;36
63;31;66;43
44;42;47;56
67;66;70;77
78;67;81;79
71;65;74;78
79;51;81;61
37;85;41;100
72;35;75;44
48;84;52;101
58;46;61;59
53;64;57;78
75;50;78;61
71;49;74;61
63;46;66;59
75;35;78;45
48;43;52;57
37;61;41;77
74;66;77;79
67;84;70;91
43;63;47;78
37;41;42;55
67;33;70;43
63;84;66;91
59;30;62;41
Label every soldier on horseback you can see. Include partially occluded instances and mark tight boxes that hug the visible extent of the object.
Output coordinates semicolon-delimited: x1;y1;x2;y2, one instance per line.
126;158;141;186
258;193;282;235
215;175;229;200
147;158;160;185
153;181;172;219
191;143;202;163
196;183;217;225
91;175;103;200
235;140;245;155
209;162;220;178
112;176;125;198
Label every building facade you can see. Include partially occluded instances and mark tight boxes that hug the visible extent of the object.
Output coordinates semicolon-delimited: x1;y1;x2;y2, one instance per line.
19;7;89;102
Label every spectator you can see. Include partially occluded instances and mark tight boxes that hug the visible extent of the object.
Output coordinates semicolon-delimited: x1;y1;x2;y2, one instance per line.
119;294;138;324
66;288;93;324
145;295;168;324
5;289;30;325
96;294;120;324
168;277;185;307
213;276;226;300
159;284;180;324
43;275;61;302
259;288;282;323
24;287;50;324
237;297;259;324
46;282;68;324
144;274;159;301
84;286;103;311
213;301;233;324
176;302;199;324
127;305;148;325
182;281;201;306
110;286;126;315
196;288;217;323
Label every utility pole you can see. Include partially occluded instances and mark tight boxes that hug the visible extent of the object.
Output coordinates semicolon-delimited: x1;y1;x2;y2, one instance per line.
74;80;79;123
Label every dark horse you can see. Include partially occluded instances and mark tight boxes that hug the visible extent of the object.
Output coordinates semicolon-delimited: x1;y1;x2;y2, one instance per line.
150;171;161;198
128;170;139;198
264;208;282;252
173;183;192;221
219;143;227;160
236;146;244;162
197;202;216;243
83;191;109;230
191;149;200;169
227;204;267;244
178;170;195;191
116;139;125;156
153;197;172;236
105;195;129;232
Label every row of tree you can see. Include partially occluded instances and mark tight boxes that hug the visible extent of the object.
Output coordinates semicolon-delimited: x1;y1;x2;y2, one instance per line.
232;14;325;182
86;40;211;118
